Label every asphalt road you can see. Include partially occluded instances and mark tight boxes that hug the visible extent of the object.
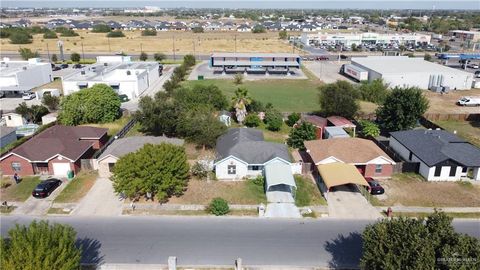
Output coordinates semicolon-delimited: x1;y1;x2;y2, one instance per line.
1;216;478;268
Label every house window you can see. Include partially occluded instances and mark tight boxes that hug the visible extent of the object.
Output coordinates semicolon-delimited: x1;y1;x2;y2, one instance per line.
227;165;236;175
375;164;382;174
449;166;457;177
79;85;88;89
462;167;468;173
11;162;21;172
434;166;442;177
108;163;115;172
248;165;262;171
7;116;11;120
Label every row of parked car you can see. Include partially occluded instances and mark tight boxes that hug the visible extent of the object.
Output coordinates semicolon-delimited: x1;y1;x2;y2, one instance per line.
51;63;83;71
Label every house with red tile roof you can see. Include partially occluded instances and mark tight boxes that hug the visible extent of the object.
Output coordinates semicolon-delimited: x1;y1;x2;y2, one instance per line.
0;125;108;177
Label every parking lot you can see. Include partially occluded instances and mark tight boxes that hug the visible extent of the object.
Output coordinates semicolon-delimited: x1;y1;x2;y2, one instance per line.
303;61;353;84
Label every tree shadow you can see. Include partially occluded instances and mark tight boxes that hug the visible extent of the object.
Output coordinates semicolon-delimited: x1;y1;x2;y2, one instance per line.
76;237;104;265
324;232;363;269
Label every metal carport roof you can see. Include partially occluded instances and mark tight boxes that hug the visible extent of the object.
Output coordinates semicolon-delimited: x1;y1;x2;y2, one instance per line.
265;162;296;190
317;163;368;190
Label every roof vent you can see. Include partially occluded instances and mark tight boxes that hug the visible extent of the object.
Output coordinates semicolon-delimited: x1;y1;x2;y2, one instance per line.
81;70;86;75
22;66;27;70
104;62;108;66
126;70;131;75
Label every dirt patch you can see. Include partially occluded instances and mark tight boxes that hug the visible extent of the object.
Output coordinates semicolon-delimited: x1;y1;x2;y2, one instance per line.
377;173;480;207
424;89;480;114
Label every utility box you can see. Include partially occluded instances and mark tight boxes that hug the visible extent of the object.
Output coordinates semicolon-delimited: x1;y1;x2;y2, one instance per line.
198;75;204;80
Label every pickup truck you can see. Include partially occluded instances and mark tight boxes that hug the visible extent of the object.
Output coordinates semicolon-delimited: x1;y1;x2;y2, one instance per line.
457;96;480;106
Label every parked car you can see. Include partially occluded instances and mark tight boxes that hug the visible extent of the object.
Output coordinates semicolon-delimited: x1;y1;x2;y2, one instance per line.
457;96;480;106
73;64;83;69
52;66;61;71
467;63;479;69
118;94;129;103
60;63;69;69
316;55;329;60
22;92;36;100
365;177;385;195
340;54;348;60
32;179;62;198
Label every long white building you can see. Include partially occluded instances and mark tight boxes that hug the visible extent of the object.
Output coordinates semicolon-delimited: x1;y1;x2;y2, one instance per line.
62;56;162;99
0;58;53;93
350;56;474;90
301;32;431;46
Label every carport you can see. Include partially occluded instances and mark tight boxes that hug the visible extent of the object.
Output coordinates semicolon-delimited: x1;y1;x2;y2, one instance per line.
264;162;301;218
317;163;369;192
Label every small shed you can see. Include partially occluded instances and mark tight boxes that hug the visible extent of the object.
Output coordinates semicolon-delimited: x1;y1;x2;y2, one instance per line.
2;113;26;127
0;126;17;148
324;126;349;139
317;163;369;192
327;116;356;136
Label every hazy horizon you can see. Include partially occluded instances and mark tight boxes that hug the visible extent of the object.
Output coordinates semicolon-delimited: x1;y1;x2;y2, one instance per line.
2;1;479;10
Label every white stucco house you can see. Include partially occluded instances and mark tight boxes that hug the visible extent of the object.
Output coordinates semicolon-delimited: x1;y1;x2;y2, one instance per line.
0;58;53;93
214;128;293;180
2;113;26;127
390;130;480;181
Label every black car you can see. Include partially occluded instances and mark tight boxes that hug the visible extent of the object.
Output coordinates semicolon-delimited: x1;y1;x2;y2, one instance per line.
365;177;385;195
60;63;69;69
73;64;83;69
32;179;62;198
52;66;61;71
340;54;348;59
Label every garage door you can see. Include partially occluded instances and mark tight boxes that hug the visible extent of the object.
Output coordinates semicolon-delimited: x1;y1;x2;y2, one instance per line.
52;163;71;177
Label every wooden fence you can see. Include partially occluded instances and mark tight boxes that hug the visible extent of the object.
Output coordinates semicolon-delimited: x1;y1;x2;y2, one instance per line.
92;118;137;159
367;135;420;174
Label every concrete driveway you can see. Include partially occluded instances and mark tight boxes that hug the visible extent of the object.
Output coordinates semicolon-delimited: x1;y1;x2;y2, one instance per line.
72;177;123;216
265;203;301;218
303;61;353;84
12;178;67;216
327;185;382;219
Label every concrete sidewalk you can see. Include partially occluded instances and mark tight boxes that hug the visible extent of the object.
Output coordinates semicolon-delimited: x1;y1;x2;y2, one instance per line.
376;206;480;213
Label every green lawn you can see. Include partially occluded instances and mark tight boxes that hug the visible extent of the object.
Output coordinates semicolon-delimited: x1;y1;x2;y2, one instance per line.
0;176;42;202
294;175;327;207
183;79;321;112
54;171;97;203
433;120;480;147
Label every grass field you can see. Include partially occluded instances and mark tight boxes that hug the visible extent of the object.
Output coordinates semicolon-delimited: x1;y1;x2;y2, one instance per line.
54;171;97;203
376;173;480;207
433;120;480;147
0;176;41;202
0;30;292;55
82;116;132;137
166;179;267;205
294;175;327;207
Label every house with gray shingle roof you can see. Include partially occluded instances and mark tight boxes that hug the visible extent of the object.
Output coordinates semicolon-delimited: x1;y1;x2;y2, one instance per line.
214;128;291;180
96;136;184;178
390;130;480;181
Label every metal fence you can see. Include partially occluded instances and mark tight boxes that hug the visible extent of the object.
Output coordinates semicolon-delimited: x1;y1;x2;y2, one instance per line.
93;118;137;159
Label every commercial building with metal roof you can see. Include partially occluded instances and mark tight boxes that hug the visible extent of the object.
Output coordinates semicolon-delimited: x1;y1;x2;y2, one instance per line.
209;53;301;74
350;56;474;90
0;58;53;92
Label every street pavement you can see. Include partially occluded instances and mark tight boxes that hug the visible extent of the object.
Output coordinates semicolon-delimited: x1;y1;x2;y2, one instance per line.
1;216;478;268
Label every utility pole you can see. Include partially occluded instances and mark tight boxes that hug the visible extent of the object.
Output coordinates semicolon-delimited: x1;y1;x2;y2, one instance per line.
193;39;196;59
107;36;111;53
81;42;85;60
173;34;176;61
46;43;50;61
234;34;237;53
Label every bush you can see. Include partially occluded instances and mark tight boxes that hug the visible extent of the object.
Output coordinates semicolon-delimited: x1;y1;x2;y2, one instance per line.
247;99;265;113
139;52;148;61
207;197;230;216
358;120;380;137
51;54;58;62
154;52;166;62
192;26;204;33
70;52;81;62
107;30;125;38
43;31;57;39
9;32;32;44
183;54;196;67
92;24;111;33
55;27;78;37
264;108;283;131
233;73;244;85
358;79;389;104
286;112;301;126
18;48;39;60
141;29;157;36
252;175;265;186
42;94;60;111
191;161;209;180
244;114;261;127
252;25;266;33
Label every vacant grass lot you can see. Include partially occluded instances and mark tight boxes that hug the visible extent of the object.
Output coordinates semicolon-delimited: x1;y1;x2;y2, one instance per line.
54;171;97;203
294;175;327;207
167;179;267;205
82;116;132;137
0;176;41;202
377;173;480;207
434;120;480;147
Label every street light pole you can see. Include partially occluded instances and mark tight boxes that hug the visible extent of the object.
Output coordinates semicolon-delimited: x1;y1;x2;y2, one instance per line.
173;34;176;61
81;42;85;60
46;43;50;61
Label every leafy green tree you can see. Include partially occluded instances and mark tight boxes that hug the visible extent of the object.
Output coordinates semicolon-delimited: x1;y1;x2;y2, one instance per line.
319;81;359;119
112;143;189;202
358;120;380;137
174;84;228;111
287;122;316;150
357;79;389;104
141;29;157;36
9;32;32;44
172;65;187;81
232;87;252;124
244;114;261;127
136;93;178;137
233;73;244;85
252;25;266;33
70;52;81;63
163;79;180;93
286;112;301;126
92;24;111;33
424;53;432;61
154;52;166;62
361;211;480;270
264;107;283;131
139;52;148;61
177;105;227;149
183;54;196;67
247;99;266;113
42;94;60;111
43;30;57;39
192;26;204;33
376;87;429;131
18;48;39;60
1;220;81;270
278;29;288;39
351;43;359;51
106;30;125;38
59;84;121;125
55;27;79;37
15;102;49;124
207;197;230;216
51;53;58;63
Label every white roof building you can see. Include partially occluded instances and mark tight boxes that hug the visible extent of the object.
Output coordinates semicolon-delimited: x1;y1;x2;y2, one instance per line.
351;56;474;90
62;56;162;99
301;32;431;46
0;58;53;92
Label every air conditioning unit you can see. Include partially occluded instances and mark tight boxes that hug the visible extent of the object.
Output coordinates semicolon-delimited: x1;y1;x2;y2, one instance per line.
81;70;86;75
104;62;108;66
126;70;131;75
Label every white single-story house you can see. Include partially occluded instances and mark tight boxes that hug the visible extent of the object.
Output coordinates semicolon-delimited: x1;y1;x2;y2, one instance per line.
390;130;480;181
2;113;26;127
214;128;292;180
97;136;184;178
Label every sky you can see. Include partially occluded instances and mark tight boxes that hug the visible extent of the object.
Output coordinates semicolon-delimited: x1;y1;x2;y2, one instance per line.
1;1;479;10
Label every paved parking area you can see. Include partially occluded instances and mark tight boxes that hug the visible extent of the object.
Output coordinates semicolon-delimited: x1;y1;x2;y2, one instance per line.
327;185;382;219
303;61;354;84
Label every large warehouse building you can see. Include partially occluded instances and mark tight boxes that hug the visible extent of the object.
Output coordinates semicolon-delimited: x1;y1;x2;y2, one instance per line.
350;56;474;90
0;58;53;93
301;32;431;46
62;56;162;99
209;53;301;74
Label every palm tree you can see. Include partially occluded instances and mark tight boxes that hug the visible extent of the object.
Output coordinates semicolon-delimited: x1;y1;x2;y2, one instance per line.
231;87;252;124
